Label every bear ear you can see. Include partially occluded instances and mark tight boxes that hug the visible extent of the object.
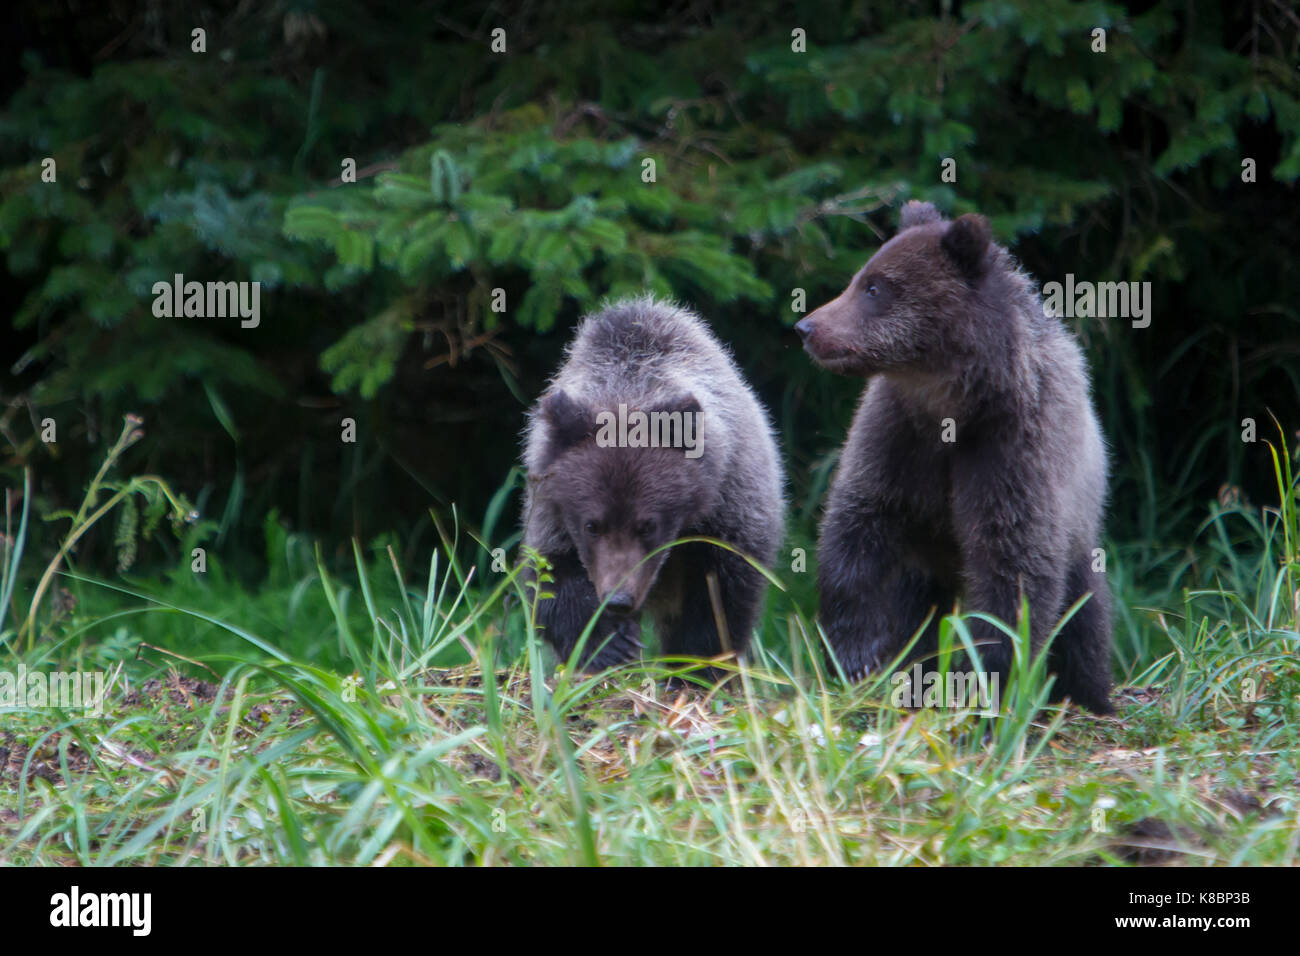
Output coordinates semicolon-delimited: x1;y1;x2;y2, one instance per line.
941;213;991;281
541;389;595;452
648;393;702;417
899;200;942;231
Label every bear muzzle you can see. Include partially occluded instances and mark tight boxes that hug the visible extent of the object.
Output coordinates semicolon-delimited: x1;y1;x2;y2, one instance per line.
602;590;637;615
591;541;661;615
796;307;859;369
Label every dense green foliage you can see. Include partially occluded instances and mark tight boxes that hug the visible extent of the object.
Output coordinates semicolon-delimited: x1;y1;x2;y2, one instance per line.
4;0;1297;576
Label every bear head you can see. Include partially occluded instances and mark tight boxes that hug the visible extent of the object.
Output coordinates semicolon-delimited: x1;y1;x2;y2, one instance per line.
795;200;993;377
535;388;712;615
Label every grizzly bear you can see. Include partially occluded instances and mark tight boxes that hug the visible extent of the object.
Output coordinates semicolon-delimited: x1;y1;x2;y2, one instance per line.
795;200;1113;714
521;296;785;673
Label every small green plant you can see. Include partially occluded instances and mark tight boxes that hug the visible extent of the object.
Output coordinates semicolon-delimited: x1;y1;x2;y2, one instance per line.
12;414;201;653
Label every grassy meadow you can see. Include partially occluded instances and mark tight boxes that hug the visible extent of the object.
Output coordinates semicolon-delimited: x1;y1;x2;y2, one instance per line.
1;416;1296;866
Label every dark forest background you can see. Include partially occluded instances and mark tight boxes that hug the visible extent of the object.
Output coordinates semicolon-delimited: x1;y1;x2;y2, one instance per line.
2;0;1297;593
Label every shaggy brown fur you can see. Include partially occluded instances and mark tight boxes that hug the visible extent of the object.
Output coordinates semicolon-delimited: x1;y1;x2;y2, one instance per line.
522;297;785;671
796;201;1114;713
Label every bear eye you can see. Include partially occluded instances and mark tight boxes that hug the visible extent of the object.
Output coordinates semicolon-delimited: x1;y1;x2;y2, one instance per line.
634;519;655;538
866;282;879;297
584;520;602;536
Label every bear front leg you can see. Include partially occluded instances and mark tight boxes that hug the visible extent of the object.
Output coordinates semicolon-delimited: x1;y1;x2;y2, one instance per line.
818;508;950;681
659;542;765;665
531;551;643;671
951;452;1066;692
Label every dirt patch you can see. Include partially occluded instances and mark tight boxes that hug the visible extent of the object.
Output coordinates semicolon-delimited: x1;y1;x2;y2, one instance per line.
1109;817;1208;865
121;673;218;707
1;728;97;784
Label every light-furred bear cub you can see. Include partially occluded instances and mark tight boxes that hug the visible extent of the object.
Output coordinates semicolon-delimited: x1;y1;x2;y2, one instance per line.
795;201;1113;714
522;296;784;673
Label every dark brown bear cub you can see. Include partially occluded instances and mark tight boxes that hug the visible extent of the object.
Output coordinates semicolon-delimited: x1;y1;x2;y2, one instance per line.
522;296;785;672
796;201;1113;714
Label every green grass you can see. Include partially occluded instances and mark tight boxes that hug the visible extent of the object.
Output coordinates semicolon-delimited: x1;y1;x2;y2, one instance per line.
0;432;1297;865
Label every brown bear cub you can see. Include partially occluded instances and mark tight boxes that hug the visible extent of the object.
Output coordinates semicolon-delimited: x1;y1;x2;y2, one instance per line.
796;201;1113;714
522;296;785;673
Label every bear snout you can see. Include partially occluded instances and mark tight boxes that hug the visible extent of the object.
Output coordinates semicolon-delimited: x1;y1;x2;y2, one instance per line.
796;307;855;366
603;590;636;615
592;541;660;615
